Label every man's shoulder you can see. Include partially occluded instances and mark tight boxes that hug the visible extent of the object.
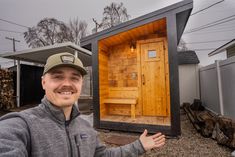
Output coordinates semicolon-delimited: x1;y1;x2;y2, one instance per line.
21;105;42;115
0;111;29;127
0;105;43;122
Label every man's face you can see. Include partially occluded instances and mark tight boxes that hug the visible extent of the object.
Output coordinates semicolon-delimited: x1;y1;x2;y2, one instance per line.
41;66;83;108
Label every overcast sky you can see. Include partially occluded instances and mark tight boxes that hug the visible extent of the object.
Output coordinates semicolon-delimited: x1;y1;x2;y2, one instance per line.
0;0;235;66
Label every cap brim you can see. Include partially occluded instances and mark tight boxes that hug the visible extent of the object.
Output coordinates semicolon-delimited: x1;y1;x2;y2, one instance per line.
44;63;87;76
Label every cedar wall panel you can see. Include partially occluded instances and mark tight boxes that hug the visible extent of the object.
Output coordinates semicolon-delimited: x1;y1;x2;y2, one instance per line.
107;43;140;116
164;40;171;116
108;44;138;87
99;44;109;118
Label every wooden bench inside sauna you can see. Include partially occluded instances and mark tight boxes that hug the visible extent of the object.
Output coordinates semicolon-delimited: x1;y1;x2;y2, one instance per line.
103;87;138;119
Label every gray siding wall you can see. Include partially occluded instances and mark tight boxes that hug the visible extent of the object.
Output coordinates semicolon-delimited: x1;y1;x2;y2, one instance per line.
227;46;235;58
199;56;235;119
179;64;200;105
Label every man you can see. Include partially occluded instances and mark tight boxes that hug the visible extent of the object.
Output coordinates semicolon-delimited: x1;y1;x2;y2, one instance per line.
0;52;165;157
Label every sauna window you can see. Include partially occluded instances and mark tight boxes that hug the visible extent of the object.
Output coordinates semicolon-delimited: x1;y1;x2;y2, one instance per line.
148;50;157;58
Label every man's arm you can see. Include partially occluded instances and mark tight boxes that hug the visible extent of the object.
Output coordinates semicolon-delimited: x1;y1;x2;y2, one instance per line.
94;137;145;157
0;116;30;156
94;130;165;157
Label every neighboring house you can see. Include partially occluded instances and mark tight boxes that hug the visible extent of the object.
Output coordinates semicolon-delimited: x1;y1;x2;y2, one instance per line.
178;51;200;105
208;39;235;58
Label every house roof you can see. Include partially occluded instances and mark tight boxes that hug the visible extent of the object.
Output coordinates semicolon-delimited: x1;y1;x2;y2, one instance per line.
178;50;200;65
0;42;92;66
81;0;193;48
208;39;235;57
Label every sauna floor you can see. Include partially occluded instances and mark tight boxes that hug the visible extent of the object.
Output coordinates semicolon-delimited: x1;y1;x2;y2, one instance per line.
101;115;171;126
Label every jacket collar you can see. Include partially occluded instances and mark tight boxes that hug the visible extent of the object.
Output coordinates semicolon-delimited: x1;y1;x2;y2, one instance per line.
40;96;80;124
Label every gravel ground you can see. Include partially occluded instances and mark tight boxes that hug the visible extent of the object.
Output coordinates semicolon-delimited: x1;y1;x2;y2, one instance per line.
98;109;233;157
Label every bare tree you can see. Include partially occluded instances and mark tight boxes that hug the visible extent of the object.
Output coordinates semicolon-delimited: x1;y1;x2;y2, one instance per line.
178;39;188;51
93;2;130;32
92;18;103;34
69;18;88;45
24;18;72;48
24;17;88;48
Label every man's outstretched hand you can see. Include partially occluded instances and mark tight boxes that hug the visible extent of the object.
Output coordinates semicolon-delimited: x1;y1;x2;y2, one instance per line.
139;129;165;151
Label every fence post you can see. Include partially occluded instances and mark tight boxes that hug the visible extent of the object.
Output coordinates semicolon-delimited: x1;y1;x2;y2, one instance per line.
216;60;224;115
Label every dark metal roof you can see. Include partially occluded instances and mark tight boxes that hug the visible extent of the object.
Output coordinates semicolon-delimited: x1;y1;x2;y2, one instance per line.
208;39;235;57
81;0;193;47
178;50;200;65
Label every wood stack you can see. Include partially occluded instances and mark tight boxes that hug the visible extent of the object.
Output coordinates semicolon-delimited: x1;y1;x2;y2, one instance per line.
183;100;235;148
183;102;201;131
0;68;15;110
183;102;216;137
212;116;235;148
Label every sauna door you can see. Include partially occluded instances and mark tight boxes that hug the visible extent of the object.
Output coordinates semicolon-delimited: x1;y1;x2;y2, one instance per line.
140;41;167;116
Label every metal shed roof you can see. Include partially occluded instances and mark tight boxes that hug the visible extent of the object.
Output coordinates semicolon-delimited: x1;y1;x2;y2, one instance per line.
178;50;200;65
0;42;92;66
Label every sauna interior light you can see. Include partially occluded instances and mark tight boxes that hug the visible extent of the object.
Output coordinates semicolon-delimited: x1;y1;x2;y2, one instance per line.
130;41;136;52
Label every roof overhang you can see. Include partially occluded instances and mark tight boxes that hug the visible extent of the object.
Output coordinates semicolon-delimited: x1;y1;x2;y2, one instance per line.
0;42;92;66
208;39;235;57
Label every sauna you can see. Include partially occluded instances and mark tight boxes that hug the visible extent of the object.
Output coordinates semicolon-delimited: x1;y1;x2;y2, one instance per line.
81;0;193;136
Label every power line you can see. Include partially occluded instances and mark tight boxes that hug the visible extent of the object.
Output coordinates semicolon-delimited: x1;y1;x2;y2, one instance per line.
199;21;235;29
207;21;235;29
184;15;235;34
190;17;235;33
190;48;217;51
5;37;20;50
0;49;13;52
191;0;224;16
199;25;235;32
186;14;235;33
0;18;29;29
184;28;235;35
185;39;232;44
0;29;23;34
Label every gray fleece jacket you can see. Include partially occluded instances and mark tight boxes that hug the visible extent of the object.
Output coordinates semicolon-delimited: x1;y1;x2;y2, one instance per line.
0;97;145;157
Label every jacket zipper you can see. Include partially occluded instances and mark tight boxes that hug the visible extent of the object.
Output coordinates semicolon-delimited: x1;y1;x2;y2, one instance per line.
65;123;73;157
74;135;81;157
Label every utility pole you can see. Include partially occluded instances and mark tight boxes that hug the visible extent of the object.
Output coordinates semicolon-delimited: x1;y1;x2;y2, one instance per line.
5;37;20;66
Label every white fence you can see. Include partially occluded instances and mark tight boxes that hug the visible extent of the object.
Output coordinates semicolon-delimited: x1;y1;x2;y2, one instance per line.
199;56;235;119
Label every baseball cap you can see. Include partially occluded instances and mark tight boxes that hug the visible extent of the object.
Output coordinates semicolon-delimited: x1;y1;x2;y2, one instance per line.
43;52;87;76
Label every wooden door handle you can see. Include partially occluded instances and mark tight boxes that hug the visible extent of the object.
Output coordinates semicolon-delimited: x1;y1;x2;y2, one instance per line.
142;74;145;85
